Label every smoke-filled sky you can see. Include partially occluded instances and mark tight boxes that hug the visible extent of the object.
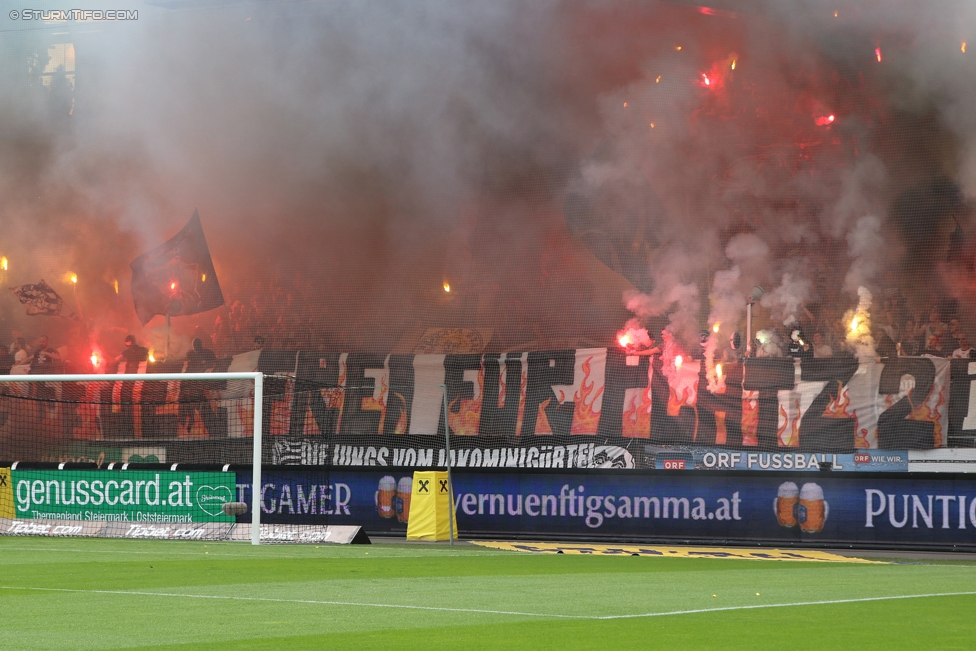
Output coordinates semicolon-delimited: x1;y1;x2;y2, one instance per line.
0;0;975;361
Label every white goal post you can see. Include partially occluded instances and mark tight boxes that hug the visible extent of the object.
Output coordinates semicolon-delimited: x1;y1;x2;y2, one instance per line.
0;372;265;545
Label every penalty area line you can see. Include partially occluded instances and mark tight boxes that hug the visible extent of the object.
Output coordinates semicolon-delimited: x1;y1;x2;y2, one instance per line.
0;586;974;620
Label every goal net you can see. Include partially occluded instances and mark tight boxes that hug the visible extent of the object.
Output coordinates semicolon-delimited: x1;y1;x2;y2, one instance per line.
0;372;305;543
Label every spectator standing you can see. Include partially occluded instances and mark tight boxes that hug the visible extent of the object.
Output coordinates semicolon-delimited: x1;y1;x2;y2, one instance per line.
186;338;217;372
813;332;833;358
114;335;149;370
953;336;975;359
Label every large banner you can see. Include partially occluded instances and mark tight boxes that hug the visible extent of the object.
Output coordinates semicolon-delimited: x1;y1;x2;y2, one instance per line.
233;468;976;549
0;351;966;465
6;470;235;523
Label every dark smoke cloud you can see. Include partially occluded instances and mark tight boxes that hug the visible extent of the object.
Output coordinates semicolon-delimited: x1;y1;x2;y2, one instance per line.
0;0;975;363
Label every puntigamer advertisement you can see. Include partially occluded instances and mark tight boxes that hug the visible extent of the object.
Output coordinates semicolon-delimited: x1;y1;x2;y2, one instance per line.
234;469;976;548
8;470;235;523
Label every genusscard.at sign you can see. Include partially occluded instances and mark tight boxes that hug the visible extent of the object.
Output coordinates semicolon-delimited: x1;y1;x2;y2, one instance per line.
10;470;236;523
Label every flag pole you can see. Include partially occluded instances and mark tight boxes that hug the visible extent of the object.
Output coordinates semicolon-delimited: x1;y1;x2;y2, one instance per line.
165;314;171;361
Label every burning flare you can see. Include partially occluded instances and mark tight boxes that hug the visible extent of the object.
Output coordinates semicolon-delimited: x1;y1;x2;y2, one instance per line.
674;355;683;369
170;281;177;290
0;256;7;271
69;273;78;284
113;279;119;294
875;47;882;62
815;115;835;126
148;349;156;363
715;363;723;378
712;323;720;333
443;281;450;293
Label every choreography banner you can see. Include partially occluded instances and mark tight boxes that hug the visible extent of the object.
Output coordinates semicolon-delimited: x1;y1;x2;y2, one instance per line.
0;350;963;461
251;349;951;451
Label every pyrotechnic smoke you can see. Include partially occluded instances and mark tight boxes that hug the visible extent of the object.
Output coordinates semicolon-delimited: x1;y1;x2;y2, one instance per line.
3;0;976;362
845;286;877;360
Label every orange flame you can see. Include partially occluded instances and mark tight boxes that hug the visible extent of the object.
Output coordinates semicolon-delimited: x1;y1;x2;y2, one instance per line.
448;365;484;436
571;357;605;435
741;390;759;446
514;359;529;435
362;373;390;434
822;382;854;418
908;383;947;448
534;397;553;435
667;385;694;417
776;399;802;447
394;393;409;435
621;387;651;438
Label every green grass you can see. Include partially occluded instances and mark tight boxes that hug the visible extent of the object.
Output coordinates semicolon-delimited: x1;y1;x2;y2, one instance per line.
0;538;974;650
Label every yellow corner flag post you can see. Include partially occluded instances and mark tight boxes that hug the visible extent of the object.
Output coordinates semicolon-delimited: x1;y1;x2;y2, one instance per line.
406;471;457;541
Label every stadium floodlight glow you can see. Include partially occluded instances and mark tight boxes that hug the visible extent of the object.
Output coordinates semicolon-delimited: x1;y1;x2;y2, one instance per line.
0;372;264;545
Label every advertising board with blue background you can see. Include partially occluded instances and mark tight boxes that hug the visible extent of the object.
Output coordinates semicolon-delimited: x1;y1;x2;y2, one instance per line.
236;468;976;548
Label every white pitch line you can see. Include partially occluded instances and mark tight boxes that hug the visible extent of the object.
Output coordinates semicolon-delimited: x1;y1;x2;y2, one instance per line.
0;586;579;619
1;585;974;620
592;591;976;619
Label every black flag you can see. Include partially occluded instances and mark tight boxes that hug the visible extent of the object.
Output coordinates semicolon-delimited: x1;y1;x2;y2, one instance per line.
10;279;77;318
130;210;224;325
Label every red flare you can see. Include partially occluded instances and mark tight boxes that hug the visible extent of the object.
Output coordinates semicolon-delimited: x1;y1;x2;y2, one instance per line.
875;48;882;62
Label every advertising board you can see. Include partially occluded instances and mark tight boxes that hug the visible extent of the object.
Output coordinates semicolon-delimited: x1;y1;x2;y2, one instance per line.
9;470;236;523
234;468;976;548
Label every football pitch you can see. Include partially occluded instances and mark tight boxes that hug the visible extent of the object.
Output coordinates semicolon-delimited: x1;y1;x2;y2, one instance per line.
1;538;975;650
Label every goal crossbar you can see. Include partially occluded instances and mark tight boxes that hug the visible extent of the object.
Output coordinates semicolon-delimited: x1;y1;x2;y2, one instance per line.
0;372;265;545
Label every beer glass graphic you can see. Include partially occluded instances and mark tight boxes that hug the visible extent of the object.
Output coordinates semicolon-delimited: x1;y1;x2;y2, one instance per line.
773;482;799;528
797;483;829;533
395;476;412;523
376;476;396;519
